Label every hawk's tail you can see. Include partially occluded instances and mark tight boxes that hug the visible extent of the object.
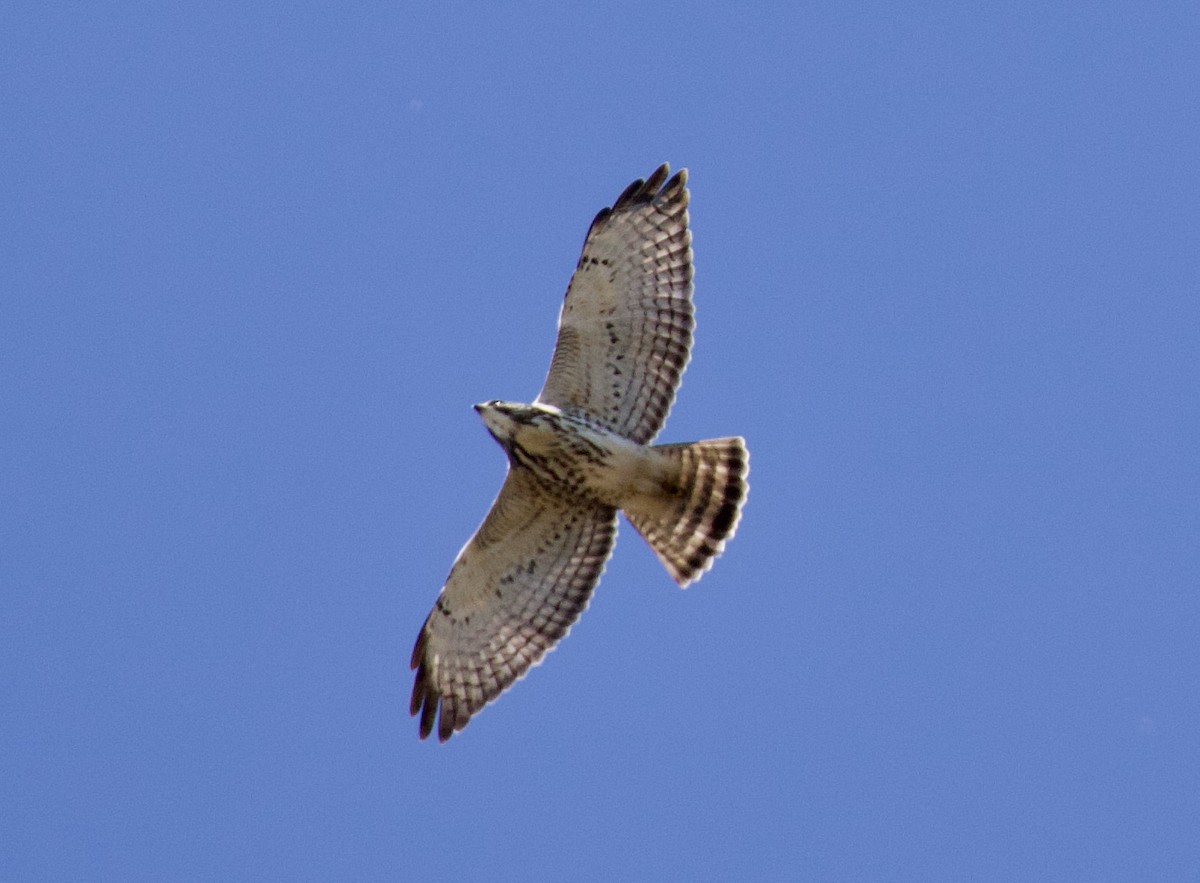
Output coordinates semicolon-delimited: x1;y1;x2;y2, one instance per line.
624;437;749;587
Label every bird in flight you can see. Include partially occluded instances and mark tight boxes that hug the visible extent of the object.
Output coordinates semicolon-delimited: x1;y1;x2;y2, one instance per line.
410;165;748;741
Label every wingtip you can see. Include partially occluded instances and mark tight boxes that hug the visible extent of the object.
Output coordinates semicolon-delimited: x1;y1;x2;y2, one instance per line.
596;163;688;229
612;176;647;212
643;163;670;194
416;684;439;739
664;166;688;199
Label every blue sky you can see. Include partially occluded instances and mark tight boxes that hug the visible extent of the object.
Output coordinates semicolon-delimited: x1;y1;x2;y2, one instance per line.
4;2;1198;879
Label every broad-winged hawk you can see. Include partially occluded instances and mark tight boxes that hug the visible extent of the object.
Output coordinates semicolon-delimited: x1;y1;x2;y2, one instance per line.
410;165;749;741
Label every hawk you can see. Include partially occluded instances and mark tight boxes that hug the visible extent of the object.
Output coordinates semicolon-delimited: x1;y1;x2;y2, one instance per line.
410;165;749;741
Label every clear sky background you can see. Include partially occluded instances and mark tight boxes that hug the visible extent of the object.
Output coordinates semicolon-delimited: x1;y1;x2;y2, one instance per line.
4;2;1198;880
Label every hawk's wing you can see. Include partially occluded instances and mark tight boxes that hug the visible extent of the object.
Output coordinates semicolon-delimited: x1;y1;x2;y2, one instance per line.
536;164;694;445
410;468;617;741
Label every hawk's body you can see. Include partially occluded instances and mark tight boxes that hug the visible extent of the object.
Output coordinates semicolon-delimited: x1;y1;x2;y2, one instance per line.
410;165;748;741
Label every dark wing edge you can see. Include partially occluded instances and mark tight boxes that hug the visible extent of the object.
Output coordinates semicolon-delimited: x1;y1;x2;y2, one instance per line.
581;162;678;245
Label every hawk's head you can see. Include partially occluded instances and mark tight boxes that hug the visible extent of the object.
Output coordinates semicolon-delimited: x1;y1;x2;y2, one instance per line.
474;400;564;459
474;400;519;443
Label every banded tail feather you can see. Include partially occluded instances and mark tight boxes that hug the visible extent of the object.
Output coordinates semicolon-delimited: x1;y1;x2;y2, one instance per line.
624;437;749;586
